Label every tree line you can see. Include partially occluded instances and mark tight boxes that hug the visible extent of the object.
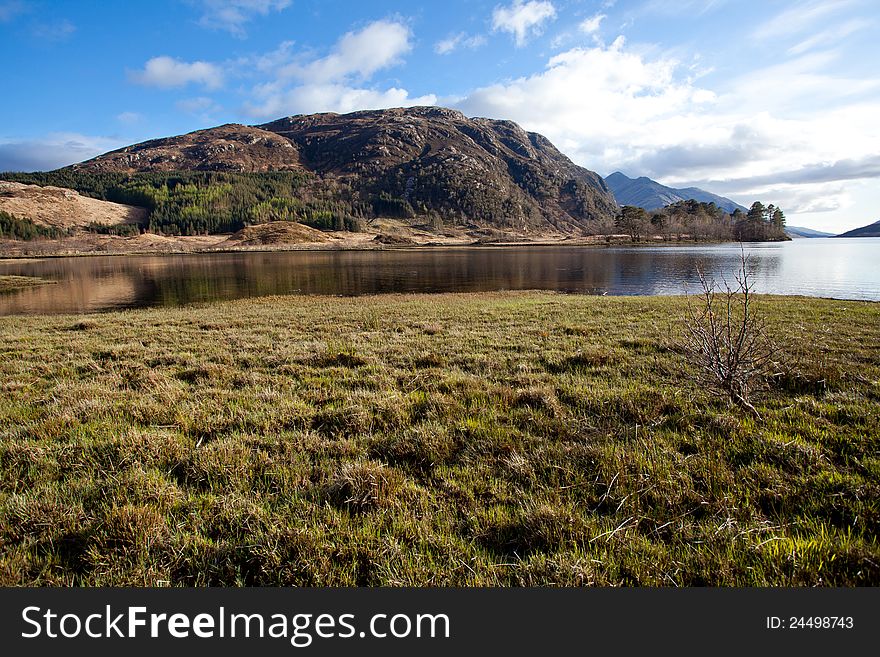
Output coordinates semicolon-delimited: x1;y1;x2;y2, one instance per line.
0;211;68;240
2;169;789;242
612;200;788;242
2;171;371;236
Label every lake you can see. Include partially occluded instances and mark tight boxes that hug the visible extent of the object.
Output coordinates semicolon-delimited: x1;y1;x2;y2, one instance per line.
0;237;877;315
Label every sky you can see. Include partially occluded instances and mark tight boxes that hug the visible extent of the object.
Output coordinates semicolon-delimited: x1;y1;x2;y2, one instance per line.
1;0;878;232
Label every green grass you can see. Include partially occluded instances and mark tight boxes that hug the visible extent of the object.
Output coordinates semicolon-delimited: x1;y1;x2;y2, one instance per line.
0;292;877;586
0;275;55;292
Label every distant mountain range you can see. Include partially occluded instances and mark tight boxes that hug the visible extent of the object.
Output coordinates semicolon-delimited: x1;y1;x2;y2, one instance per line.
605;171;747;214
785;226;835;238
836;219;880;238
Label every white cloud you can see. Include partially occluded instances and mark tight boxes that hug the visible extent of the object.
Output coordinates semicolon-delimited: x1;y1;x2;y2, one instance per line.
435;32;487;55
242;20;432;118
176;96;224;116
492;1;557;47
752;0;854;41
131;56;224;90
579;13;605;35
456;36;701;167
637;0;727;16
245;84;436;118
787;18;871;56
283;20;412;82
116;112;142;124
195;0;290;37
0;133;125;172
32;19;76;41
451;35;880;230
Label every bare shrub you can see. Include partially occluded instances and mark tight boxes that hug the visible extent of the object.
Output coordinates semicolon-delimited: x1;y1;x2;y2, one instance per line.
681;251;774;419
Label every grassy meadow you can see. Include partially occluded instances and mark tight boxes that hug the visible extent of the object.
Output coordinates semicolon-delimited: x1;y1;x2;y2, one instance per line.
0;291;877;586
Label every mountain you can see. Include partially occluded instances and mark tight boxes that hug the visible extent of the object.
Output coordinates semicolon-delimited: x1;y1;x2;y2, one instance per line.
835;219;880;238
785;226;835;238
70;106;618;232
605;171;746;214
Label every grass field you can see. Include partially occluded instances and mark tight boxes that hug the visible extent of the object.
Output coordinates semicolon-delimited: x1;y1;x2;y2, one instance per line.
0;292;877;586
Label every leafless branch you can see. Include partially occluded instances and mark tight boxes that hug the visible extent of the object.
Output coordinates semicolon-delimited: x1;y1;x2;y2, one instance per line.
680;248;774;419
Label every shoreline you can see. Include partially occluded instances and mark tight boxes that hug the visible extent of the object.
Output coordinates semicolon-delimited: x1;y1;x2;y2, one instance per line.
0;233;780;260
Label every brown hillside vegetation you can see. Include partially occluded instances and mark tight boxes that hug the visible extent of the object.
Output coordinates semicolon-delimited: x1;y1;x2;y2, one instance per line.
71;124;303;174
224;221;330;246
0;181;146;229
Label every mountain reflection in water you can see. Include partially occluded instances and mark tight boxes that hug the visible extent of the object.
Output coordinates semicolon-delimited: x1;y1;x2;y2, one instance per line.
0;238;877;315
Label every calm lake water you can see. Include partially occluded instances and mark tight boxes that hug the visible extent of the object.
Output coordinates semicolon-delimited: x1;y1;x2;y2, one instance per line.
0;238;877;315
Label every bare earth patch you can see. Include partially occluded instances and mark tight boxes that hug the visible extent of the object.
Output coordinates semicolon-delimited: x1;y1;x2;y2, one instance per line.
0;181;146;229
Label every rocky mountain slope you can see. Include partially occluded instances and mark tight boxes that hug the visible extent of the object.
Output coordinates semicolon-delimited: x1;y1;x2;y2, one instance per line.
835;219;880;238
605;171;746;214
71;107;617;232
785;226;835;238
0;181;145;228
72;124;302;173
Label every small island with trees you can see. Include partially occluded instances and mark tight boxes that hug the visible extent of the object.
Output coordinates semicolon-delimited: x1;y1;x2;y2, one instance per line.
614;200;788;243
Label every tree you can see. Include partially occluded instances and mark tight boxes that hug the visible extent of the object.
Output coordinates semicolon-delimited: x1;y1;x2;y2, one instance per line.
771;207;785;230
747;201;766;224
615;205;648;241
650;212;666;237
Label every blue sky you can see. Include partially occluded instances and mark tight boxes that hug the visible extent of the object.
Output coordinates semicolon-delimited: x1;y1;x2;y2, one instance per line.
1;0;878;231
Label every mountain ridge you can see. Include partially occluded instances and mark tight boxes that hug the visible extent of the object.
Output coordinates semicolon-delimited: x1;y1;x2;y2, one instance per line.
605;171;746;214
835;219;880;238
785;226;835;238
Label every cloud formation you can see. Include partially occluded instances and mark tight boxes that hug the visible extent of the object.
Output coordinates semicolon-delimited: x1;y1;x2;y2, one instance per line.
195;0;290;37
751;0;854;41
452;28;880;224
116;111;142;124
0;133;124;172
435;32;487;55
176;96;223;117
131;56;224;89
579;13;605;35
243;20;436;117
492;1;557;47
32;19;76;41
284;20;413;82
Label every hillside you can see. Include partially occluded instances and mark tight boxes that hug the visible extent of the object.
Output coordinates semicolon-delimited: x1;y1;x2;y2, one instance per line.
69;106;618;233
605;171;746;213
72;124;303;174
836;219;880;238
0;180;146;229
786;226;835;238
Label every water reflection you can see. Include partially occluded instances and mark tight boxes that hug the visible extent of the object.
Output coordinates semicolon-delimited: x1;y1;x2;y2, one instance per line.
0;238;877;315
